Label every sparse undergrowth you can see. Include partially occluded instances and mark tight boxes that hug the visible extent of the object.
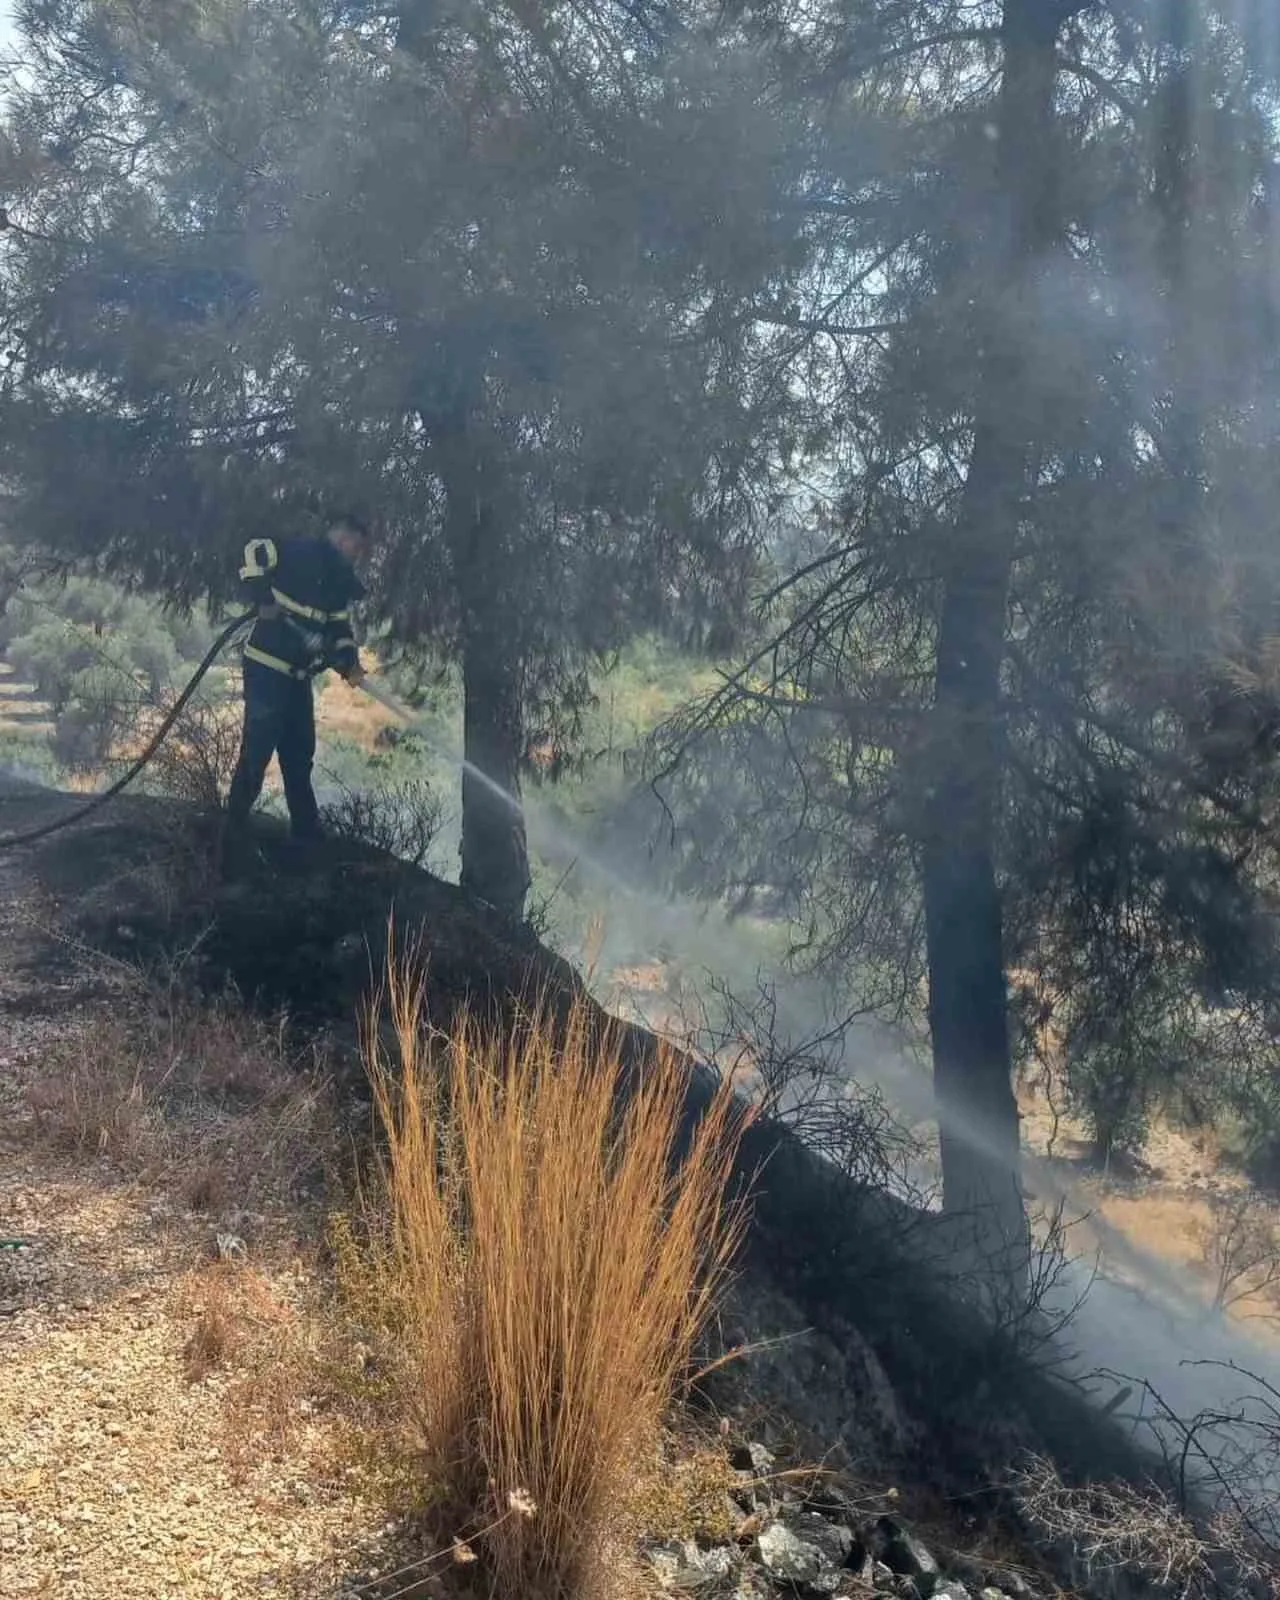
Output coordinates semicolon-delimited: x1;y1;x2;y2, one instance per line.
8;915;774;1598
1009;1451;1278;1600
23;984;338;1212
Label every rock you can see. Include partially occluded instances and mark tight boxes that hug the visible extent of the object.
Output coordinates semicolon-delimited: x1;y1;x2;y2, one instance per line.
730;1441;777;1477
945;1554;988;1591
756;1521;841;1592
735;1511;766;1543
647;1540;685;1586
696;1546;736;1584
872;1518;940;1588
932;1584;970;1600
648;1538;737;1591
999;1576;1034;1600
801;1480;866;1523
783;1510;856;1568
729;1573;774;1600
698;1276;914;1469
846;1553;878;1588
980;1589;1007;1600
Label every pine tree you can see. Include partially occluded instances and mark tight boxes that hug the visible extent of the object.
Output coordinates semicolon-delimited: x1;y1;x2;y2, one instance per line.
0;0;805;918
655;0;1280;1295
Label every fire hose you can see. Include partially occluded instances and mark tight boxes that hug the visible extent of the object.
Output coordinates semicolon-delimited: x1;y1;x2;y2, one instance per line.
0;610;503;854
0;611;255;852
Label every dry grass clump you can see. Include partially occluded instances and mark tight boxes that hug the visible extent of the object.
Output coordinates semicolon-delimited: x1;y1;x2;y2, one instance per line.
222;1320;327;1484
1010;1452;1214;1591
182;1264;244;1382
184;1160;231;1215
353;926;755;1599
176;1260;336;1485
24;1012;157;1159
23;990;337;1211
178;1261;297;1382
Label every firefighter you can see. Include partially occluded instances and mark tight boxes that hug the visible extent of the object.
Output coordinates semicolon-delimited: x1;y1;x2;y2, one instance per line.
224;513;370;854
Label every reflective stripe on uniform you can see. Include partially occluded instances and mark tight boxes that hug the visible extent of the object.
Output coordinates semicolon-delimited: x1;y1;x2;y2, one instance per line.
271;587;328;622
244;643;310;679
271;587;349;624
239;538;278;582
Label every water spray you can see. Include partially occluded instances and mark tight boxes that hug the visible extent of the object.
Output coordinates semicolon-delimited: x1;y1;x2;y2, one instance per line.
358;673;728;919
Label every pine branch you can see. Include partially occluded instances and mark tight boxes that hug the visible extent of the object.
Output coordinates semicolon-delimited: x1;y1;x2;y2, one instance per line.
751;310;900;339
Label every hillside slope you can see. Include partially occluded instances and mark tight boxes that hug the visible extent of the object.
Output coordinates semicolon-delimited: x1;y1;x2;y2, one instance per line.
0;776;1272;1599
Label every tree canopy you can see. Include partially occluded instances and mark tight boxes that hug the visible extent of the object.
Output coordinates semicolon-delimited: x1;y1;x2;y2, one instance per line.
648;0;1280;1276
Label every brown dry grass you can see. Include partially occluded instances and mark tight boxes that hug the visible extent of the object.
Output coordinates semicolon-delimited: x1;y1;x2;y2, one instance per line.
23;1022;155;1159
22;993;338;1211
184;1159;231;1215
178;1262;300;1383
182;1263;243;1381
351;923;755;1599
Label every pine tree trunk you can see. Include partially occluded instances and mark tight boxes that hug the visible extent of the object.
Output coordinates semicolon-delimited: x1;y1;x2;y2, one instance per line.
436;424;531;924
924;418;1029;1291
399;0;531;924
923;0;1065;1297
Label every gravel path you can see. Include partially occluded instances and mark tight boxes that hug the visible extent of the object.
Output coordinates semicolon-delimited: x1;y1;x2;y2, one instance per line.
0;1169;384;1598
0;781;394;1599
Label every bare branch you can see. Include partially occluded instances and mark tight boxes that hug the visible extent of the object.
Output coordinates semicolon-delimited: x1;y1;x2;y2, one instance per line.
1057;53;1140;118
751;310;901;339
820;28;999;88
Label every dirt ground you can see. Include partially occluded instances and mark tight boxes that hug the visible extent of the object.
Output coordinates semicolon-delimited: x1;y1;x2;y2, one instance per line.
0;793;402;1599
0;1159;388;1599
1018;1078;1280;1334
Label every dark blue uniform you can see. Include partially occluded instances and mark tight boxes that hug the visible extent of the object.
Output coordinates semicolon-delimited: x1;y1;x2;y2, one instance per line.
226;535;364;841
